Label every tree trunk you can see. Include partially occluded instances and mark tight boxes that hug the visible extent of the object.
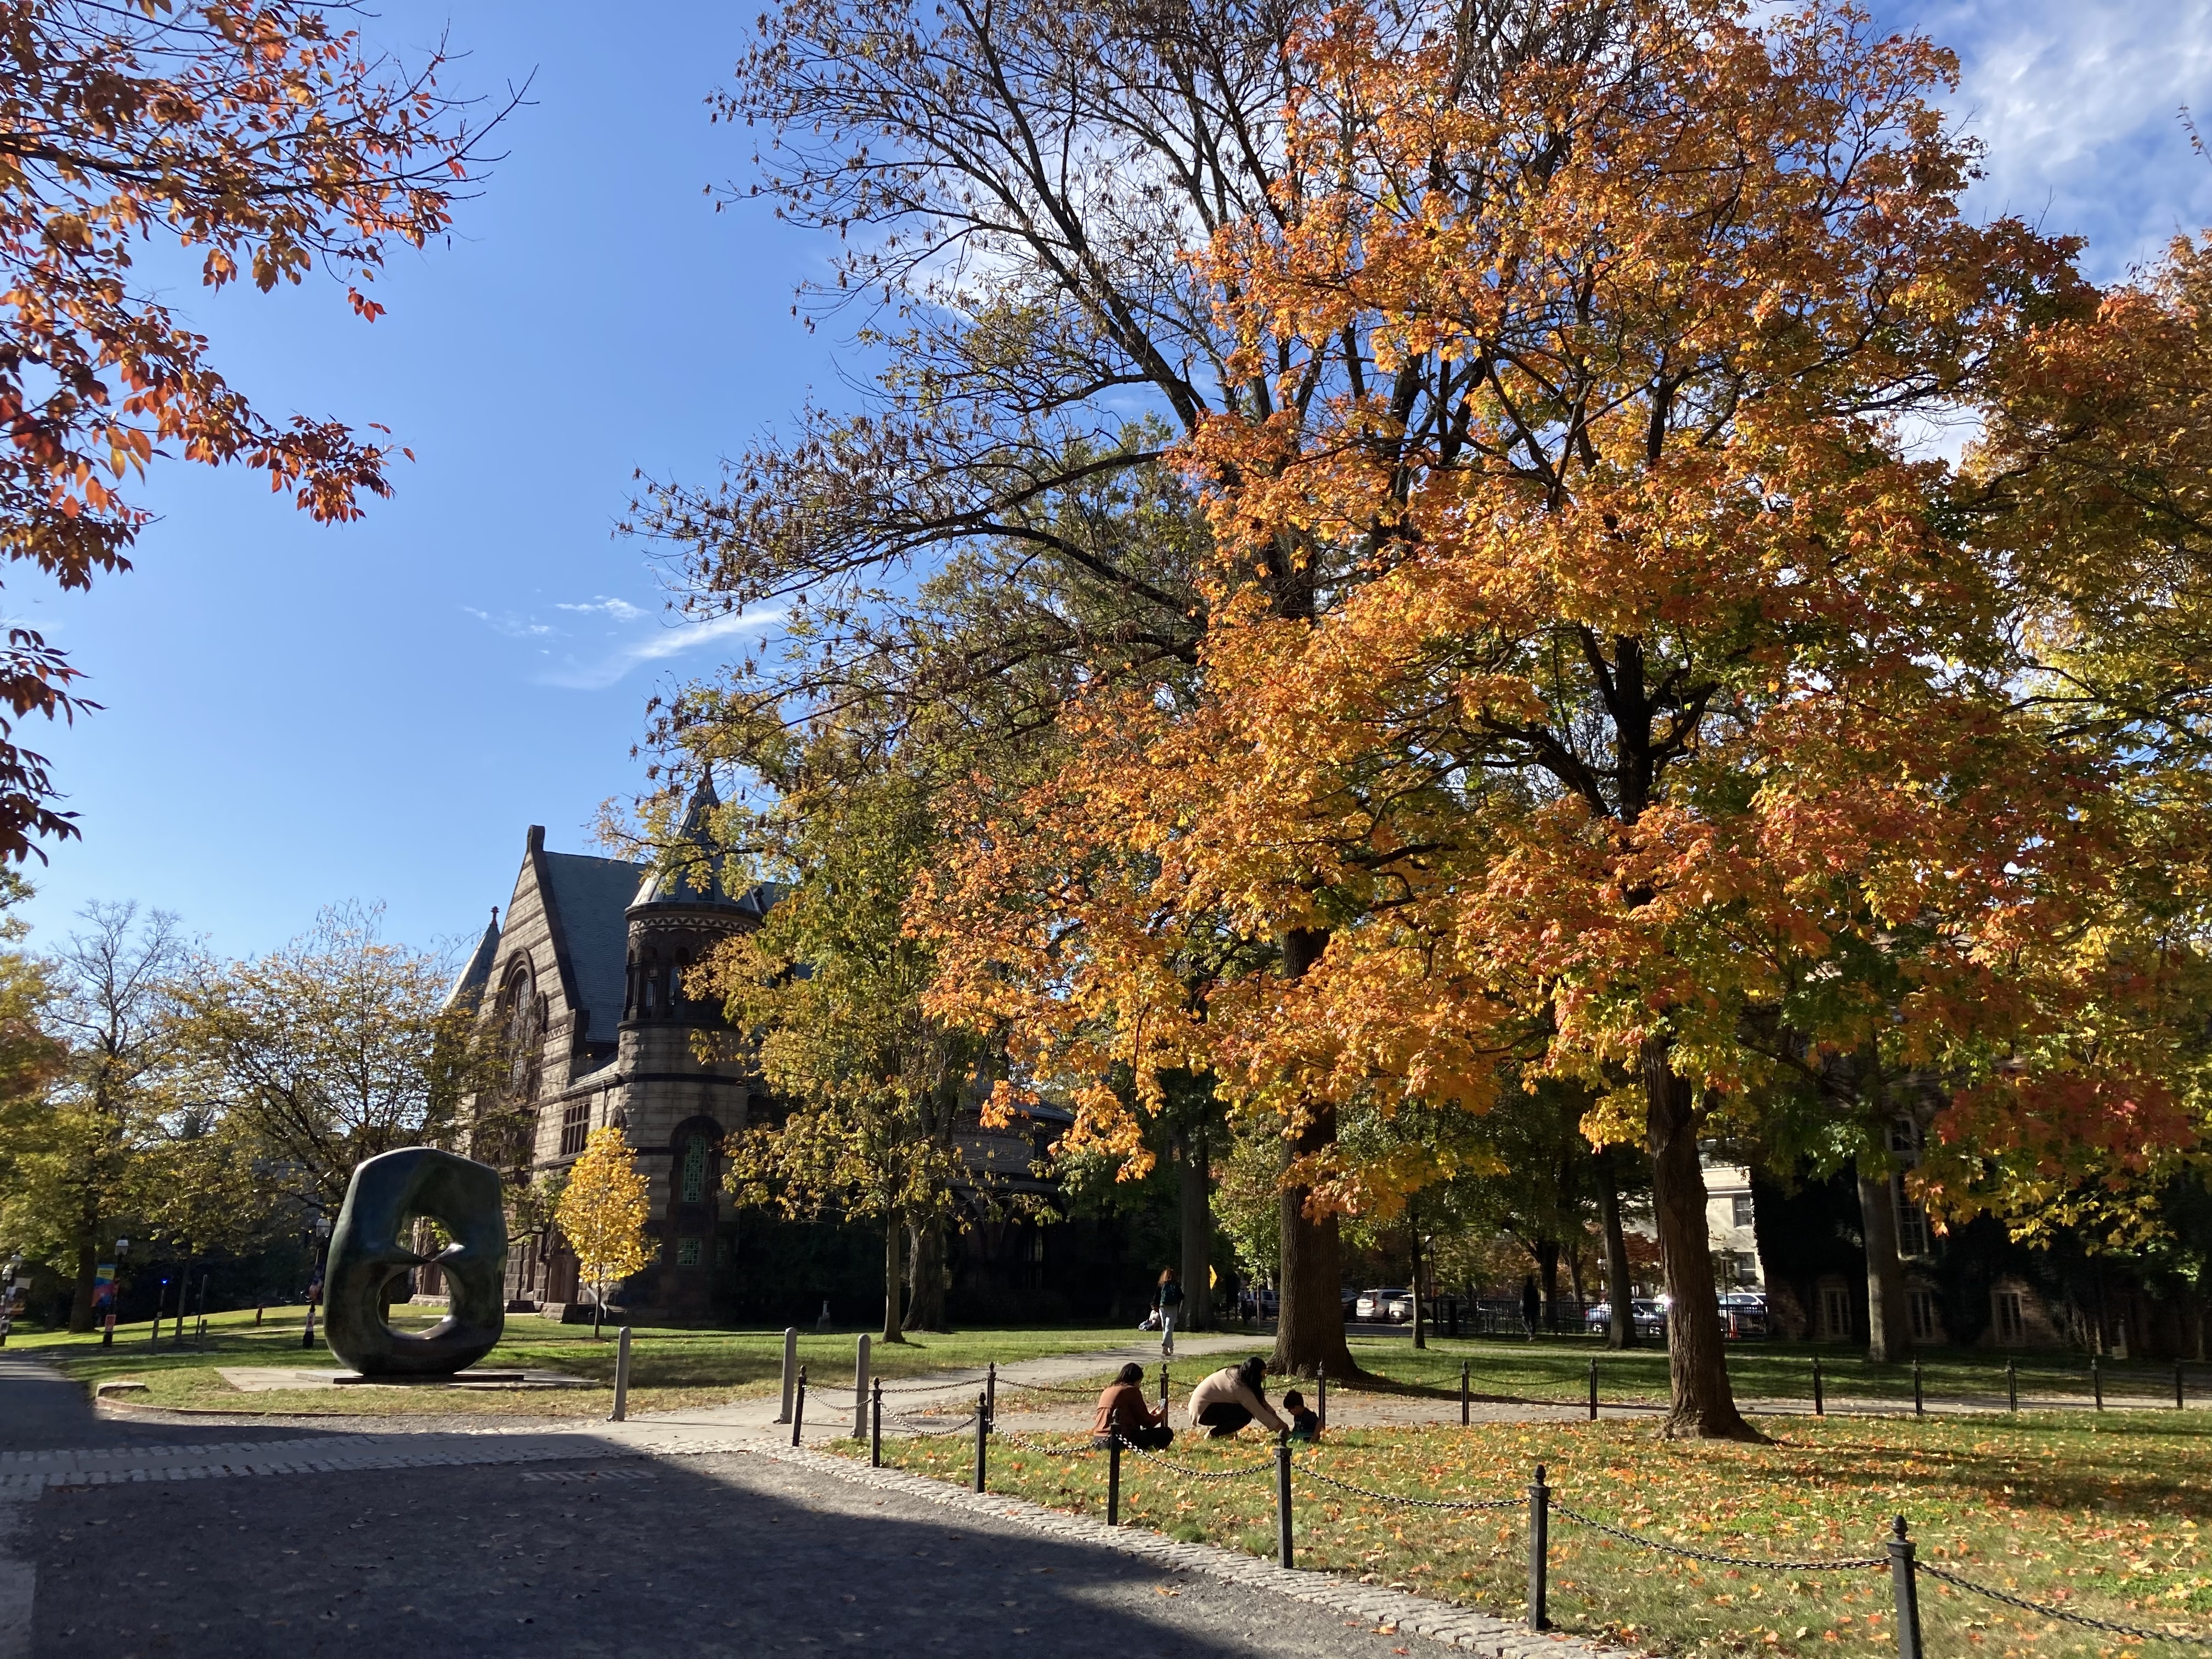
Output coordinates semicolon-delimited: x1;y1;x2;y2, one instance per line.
1535;1239;1561;1334
903;1219;947;1333
1643;1036;1758;1440
1599;1150;1637;1350
882;1211;906;1344
1272;927;1356;1379
1177;1126;1213;1332
1857;1170;1909;1363
67;1189;98;1333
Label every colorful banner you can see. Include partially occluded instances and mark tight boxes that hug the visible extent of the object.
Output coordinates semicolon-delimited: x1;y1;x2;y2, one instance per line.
92;1262;116;1311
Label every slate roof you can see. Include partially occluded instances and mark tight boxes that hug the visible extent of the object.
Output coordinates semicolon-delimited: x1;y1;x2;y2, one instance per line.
541;851;649;1044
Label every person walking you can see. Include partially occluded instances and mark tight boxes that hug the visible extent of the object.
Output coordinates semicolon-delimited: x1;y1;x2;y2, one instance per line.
1186;1356;1286;1438
1521;1274;1542;1340
1092;1361;1174;1451
1155;1267;1184;1358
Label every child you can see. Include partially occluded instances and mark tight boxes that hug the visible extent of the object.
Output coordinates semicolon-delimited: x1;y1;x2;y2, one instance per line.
1282;1389;1319;1442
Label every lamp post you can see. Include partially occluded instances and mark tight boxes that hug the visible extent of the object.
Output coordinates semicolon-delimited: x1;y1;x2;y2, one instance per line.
301;1210;332;1351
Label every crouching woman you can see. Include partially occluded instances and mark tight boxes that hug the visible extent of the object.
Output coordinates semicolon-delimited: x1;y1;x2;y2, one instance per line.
1186;1356;1286;1438
1092;1361;1174;1450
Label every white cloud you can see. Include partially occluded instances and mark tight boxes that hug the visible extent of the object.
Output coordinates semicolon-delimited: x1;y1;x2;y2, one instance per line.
553;596;650;621
461;606;556;640
1906;0;2212;275
536;608;782;691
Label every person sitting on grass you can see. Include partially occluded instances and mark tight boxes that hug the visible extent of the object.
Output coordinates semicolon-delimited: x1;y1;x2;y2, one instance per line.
1187;1356;1286;1438
1092;1361;1173;1450
1281;1389;1319;1442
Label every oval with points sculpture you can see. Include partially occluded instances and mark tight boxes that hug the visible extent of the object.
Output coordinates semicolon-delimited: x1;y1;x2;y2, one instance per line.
324;1147;507;1376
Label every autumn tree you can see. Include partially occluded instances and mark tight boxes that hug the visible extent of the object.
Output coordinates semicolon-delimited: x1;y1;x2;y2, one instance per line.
928;0;2178;1437
684;735;1020;1344
648;0;1419;1376
555;1124;652;1339
26;900;185;1328
0;3;508;859
170;902;484;1209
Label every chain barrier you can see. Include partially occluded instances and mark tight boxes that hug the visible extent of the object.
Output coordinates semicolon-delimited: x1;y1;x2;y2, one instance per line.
1919;1563;2212;1645
1009;1379;1110;1397
1298;1461;1519;1511
885;1412;981;1438
1551;1503;1886;1571
992;1429;1095;1459
1114;1436;1278;1482
875;1372;991;1395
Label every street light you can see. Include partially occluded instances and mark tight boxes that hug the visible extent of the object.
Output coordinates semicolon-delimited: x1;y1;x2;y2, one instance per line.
301;1210;332;1351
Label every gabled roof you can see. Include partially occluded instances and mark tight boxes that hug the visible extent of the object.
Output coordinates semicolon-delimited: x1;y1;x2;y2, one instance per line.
541;851;650;1045
444;908;501;1011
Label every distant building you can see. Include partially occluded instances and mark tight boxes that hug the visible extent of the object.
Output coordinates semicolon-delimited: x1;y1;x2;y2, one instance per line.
430;781;1074;1325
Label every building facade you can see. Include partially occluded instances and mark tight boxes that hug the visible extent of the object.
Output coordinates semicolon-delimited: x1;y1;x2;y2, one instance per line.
437;782;773;1320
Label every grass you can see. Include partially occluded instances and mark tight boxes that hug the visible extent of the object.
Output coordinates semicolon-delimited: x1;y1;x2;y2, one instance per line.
1335;1336;2201;1412
858;1410;2212;1659
2;1308;1178;1418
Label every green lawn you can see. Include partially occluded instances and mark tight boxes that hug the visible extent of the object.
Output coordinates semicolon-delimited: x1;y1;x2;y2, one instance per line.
862;1410;2212;1659
1336;1336;2198;1412
2;1308;1177;1417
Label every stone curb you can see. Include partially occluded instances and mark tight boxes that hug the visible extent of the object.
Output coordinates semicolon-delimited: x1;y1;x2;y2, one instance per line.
764;1441;1626;1659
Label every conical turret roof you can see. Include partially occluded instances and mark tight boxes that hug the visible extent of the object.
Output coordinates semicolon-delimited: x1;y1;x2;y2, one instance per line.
630;773;764;912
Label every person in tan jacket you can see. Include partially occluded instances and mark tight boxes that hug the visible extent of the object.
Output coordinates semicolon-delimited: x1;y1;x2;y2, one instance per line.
1092;1362;1173;1450
1187;1356;1286;1438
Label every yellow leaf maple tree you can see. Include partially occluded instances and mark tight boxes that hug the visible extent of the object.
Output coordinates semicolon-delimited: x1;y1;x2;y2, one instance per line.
555;1125;652;1340
923;0;2191;1435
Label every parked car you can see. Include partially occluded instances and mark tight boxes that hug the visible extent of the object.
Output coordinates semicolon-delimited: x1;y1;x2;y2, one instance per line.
1718;1292;1769;1339
1582;1299;1668;1338
1355;1287;1415;1323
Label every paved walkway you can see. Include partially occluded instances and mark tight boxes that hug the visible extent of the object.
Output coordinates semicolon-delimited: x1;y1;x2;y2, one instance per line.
0;1347;1607;1659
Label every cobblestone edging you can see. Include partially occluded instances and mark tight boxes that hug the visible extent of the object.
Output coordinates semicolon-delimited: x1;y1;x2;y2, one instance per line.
768;1442;1622;1659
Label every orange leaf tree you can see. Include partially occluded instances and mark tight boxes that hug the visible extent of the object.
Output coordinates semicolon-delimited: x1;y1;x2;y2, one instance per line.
0;2;509;855
924;0;2183;1434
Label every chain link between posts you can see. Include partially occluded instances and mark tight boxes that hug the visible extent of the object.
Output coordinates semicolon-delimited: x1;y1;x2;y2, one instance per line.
1298;1461;1520;1511
1550;1502;1887;1571
1918;1562;2212;1645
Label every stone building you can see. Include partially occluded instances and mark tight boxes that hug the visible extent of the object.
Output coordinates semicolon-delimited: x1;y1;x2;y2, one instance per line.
432;782;1071;1325
438;780;774;1320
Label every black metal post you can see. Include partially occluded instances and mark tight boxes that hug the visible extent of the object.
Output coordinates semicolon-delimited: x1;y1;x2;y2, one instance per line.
1588;1356;1598;1421
2093;1355;2103;1411
2007;1358;2017;1413
871;1379;883;1468
1107;1434;1121;1526
1887;1515;1923;1659
609;1324;632;1421
1317;1373;1327;1431
1158;1361;1169;1417
1812;1357;1824;1417
988;1361;997;1422
1912;1357;1923;1417
2178;1361;2187;1412
1526;1464;1551;1631
791;1365;807;1448
1275;1431;1294;1568
1460;1359;1470;1426
974;1390;989;1493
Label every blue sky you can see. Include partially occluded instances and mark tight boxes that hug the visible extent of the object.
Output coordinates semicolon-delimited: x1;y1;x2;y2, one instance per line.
13;0;2212;963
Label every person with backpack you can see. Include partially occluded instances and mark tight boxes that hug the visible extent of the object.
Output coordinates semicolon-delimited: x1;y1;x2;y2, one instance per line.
1155;1267;1185;1358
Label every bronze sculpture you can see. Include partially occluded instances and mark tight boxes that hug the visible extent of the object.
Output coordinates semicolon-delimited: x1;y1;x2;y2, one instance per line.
324;1147;507;1376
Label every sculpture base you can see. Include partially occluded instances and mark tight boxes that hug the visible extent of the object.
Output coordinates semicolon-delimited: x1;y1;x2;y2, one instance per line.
330;1368;591;1389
